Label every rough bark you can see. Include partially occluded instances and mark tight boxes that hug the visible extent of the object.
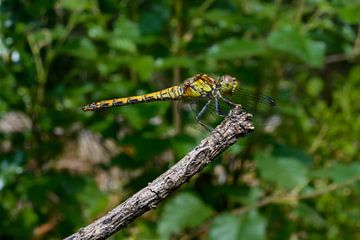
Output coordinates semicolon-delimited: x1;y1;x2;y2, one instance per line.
65;106;254;240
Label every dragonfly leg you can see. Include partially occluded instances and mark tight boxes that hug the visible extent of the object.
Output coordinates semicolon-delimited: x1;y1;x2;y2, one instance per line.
196;99;214;132
198;120;214;132
219;95;237;107
215;97;226;117
196;99;212;120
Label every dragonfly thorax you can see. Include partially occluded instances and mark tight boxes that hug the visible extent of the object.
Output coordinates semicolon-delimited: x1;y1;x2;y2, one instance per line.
218;75;239;96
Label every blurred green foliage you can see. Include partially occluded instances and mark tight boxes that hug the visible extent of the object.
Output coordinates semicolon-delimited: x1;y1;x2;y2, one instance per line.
0;0;359;239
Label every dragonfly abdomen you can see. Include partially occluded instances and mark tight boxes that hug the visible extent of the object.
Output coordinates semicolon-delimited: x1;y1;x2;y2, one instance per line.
82;85;183;111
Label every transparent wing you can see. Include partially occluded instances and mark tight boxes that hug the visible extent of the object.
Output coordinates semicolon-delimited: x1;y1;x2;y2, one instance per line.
227;88;278;131
178;81;278;133
184;87;278;131
227;88;275;111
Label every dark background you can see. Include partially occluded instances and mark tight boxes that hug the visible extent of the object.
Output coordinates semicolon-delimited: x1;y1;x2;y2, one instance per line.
0;0;359;239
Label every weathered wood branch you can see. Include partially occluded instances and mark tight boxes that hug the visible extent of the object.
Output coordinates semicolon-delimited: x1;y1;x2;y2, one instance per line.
65;106;254;240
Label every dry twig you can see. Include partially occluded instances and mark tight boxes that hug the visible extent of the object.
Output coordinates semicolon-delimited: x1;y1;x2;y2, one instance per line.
65;106;254;240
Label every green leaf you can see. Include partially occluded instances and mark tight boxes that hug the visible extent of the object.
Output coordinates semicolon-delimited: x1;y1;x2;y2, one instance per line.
203;9;244;29
87;24;107;40
113;17;140;40
75;178;108;219
336;4;360;24
139;5;170;34
208;211;267;240
156;56;196;69
206;38;266;60
306;40;326;67
267;25;325;67
208;214;240;240
311;162;360;183
51;24;66;40
120;106;148;130
59;0;95;11
0;151;25;190
293;203;326;229
238;211;267;240
60;38;97;60
158;192;213;239
255;153;308;190
20;206;38;235
28;29;52;49
108;38;137;54
306;77;324;97
236;187;264;205
107;17;140;54
129;55;155;81
0;37;8;57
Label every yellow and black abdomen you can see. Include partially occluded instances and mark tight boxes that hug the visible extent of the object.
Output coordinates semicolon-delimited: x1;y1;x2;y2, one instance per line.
82;85;183;111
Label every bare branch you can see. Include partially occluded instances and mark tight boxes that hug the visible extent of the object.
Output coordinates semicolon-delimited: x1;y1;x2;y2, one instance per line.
65;106;254;240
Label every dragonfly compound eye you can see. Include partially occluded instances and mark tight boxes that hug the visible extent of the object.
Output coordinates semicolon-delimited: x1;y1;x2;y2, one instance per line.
219;75;238;95
232;77;239;93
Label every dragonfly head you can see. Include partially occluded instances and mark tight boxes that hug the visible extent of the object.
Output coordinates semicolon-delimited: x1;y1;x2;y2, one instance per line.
219;75;239;95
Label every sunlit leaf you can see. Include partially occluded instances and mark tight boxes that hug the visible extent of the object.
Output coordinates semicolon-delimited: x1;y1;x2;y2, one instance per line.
311;162;360;183
0;151;25;190
206;38;266;60
59;0;96;11
28;29;52;49
156;56;196;69
293;203;326;229
60;38;97;59
208;211;267;240
267;25;325;67
208;213;240;240
306;77;324;97
108;38;137;54
255;153;309;190
335;4;360;24
238;211;267;240
129;55;155;81
113;17;140;40
158;192;213;239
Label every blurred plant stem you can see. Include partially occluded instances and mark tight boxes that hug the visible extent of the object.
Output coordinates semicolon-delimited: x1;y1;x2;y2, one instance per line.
27;33;48;114
171;0;183;134
198;0;216;14
326;24;360;64
295;0;305;24
355;25;360;54
309;125;328;155
27;32;51;147
233;175;360;215
26;11;78;148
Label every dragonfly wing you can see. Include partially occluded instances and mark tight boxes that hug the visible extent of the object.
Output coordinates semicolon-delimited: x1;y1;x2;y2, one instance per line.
226;88;279;130
226;88;276;113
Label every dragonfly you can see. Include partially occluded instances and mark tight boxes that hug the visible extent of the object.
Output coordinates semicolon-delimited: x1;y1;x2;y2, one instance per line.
82;73;276;130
